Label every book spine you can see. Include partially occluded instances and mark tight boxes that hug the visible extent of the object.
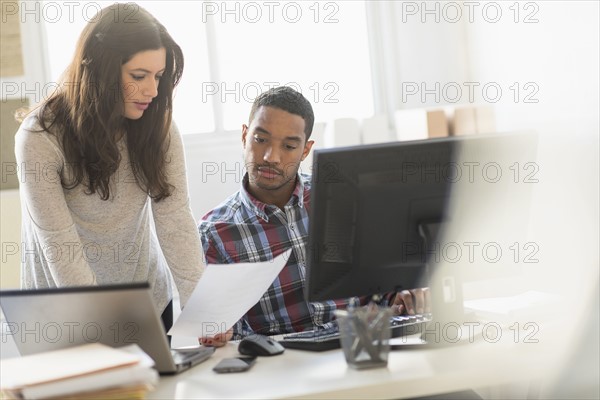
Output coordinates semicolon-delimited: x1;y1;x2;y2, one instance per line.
21;367;157;400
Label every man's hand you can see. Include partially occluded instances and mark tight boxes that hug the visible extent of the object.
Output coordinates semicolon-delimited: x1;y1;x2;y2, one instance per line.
199;328;233;347
391;288;431;315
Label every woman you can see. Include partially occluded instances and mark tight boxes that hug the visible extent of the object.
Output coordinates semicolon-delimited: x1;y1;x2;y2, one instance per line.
15;4;228;346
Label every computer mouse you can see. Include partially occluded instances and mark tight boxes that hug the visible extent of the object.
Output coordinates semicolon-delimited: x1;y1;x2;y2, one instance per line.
238;334;285;357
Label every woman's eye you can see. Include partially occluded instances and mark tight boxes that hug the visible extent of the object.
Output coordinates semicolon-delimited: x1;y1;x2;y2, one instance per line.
131;75;144;81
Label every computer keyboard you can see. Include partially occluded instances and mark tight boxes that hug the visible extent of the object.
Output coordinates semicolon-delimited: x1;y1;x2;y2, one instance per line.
279;313;432;351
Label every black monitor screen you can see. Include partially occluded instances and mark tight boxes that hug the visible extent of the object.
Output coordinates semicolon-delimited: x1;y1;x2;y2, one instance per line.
305;137;460;302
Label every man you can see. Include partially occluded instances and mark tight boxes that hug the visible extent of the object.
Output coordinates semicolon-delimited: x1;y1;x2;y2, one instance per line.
199;87;427;340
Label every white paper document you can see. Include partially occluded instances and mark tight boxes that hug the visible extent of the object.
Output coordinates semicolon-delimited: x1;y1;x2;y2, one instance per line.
463;290;561;322
169;249;292;337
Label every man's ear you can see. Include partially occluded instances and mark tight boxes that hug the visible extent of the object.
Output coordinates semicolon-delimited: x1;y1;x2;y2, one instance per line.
301;140;315;161
242;124;248;147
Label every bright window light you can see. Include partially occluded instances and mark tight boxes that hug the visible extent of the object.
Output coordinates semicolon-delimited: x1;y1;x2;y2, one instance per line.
211;0;374;130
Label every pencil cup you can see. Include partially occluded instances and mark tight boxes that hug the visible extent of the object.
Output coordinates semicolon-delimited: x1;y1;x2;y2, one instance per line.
334;305;392;369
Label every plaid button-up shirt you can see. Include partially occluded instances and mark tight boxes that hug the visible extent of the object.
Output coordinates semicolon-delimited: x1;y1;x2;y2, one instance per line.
198;173;356;339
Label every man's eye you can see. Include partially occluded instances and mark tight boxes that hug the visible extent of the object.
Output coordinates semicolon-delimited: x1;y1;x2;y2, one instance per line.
254;137;266;143
285;145;297;150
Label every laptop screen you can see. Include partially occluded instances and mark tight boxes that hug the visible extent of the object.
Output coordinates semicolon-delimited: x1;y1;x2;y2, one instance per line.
0;283;179;373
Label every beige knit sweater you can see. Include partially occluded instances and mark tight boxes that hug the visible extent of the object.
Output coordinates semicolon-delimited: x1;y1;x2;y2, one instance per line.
14;114;204;312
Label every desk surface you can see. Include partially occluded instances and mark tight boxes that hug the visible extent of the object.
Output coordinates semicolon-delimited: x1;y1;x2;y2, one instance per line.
0;316;571;399
150;330;558;400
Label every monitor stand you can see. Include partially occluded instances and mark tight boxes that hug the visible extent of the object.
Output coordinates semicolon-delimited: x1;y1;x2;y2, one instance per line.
387;221;479;350
391;221;468;350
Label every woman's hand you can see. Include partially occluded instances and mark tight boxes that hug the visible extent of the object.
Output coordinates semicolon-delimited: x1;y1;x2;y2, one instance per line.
199;328;233;347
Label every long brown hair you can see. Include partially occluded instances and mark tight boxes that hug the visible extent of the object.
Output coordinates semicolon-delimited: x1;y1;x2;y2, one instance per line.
38;3;183;201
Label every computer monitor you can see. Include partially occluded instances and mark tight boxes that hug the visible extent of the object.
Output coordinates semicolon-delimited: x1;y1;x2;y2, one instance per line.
305;132;537;305
305;136;457;302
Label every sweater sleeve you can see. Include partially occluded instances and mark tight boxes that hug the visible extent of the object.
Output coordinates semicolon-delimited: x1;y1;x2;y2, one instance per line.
15;117;97;286
151;122;204;307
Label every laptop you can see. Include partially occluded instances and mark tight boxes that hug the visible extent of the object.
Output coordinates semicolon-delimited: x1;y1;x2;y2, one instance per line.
0;282;214;374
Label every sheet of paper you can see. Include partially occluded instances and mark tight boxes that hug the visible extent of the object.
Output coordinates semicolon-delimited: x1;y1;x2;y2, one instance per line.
463;290;561;322
169;249;292;337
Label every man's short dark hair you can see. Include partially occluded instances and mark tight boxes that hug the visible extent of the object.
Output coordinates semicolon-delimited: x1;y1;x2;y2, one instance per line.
249;86;315;140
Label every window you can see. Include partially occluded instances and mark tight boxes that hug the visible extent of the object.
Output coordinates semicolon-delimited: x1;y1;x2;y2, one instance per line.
42;1;373;134
210;0;374;130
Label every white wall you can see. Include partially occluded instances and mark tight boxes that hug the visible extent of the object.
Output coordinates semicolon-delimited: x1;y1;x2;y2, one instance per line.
391;2;471;109
464;1;599;136
182;131;242;221
366;1;471;128
0;190;21;288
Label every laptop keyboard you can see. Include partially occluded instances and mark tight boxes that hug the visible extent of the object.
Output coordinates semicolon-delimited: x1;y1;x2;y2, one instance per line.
171;347;215;364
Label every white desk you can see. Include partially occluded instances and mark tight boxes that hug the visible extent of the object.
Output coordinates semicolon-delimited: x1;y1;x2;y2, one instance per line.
1;298;574;399
150;331;556;400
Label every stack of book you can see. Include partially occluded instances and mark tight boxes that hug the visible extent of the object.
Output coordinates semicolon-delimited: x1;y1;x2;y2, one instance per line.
0;343;158;399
